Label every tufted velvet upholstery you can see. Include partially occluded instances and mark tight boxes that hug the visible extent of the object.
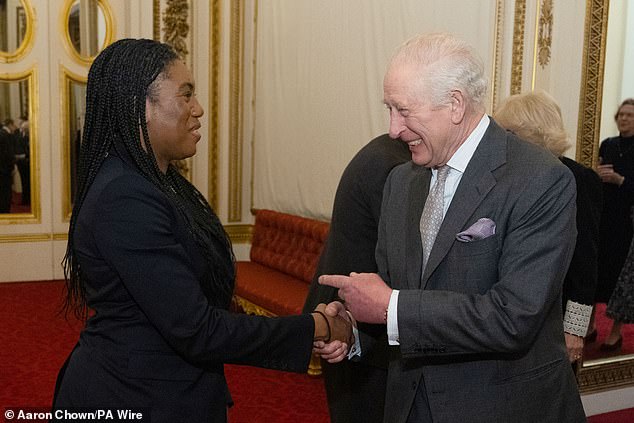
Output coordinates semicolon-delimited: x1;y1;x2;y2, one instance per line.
235;209;329;316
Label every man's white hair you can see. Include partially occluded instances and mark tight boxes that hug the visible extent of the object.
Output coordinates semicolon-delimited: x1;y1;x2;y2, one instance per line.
388;33;488;111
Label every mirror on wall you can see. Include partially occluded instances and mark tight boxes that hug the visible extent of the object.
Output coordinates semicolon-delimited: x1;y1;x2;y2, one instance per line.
63;0;113;63
0;0;34;63
0;73;33;217
575;0;634;394
62;71;86;219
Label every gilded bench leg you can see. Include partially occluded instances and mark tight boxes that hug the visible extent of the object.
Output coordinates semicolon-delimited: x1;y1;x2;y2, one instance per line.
308;352;322;377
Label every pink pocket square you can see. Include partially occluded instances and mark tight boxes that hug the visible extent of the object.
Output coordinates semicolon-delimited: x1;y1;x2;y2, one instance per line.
456;218;496;242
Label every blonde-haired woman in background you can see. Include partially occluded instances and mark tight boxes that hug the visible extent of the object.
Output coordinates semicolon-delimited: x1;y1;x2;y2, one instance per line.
494;90;603;366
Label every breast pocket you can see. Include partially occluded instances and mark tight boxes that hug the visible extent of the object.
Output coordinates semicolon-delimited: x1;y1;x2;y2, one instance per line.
444;235;500;294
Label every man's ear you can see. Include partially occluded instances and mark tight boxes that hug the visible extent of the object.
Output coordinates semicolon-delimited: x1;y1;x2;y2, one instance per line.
449;90;466;124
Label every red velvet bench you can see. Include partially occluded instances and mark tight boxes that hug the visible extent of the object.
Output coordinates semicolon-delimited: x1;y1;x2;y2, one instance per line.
233;209;329;375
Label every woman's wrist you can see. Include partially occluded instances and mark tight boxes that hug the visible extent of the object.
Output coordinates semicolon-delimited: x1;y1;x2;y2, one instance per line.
312;312;330;341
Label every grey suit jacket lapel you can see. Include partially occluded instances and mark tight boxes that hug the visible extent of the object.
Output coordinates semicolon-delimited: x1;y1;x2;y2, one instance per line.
421;121;507;286
406;166;430;289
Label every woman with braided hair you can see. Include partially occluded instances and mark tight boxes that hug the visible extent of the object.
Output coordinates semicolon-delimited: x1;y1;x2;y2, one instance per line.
53;39;351;422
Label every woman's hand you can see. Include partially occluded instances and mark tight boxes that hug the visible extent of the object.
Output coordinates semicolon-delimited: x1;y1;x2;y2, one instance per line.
597;164;625;186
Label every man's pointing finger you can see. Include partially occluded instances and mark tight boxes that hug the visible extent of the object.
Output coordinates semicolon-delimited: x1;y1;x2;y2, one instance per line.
318;274;350;288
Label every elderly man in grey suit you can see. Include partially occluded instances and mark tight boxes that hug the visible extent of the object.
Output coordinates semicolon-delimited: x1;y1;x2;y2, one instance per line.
320;33;586;423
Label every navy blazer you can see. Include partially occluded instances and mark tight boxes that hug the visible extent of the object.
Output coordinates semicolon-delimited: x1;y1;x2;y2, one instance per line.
54;149;314;422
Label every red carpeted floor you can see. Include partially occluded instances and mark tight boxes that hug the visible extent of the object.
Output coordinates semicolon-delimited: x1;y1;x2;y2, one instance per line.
0;281;328;423
1;280;632;422
584;303;634;361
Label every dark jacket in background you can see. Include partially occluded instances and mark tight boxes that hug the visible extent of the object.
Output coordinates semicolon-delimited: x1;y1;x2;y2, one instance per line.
596;135;634;302
303;133;410;423
560;156;602;308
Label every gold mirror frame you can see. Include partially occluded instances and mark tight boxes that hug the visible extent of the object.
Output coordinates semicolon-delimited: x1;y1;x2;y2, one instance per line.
575;0;634;394
60;0;115;65
61;67;86;221
0;68;39;223
0;0;35;63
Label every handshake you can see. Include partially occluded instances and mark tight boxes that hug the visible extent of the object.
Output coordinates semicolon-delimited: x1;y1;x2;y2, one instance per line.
311;302;354;363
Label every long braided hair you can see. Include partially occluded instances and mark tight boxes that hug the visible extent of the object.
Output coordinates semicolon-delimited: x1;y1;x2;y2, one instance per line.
62;39;235;320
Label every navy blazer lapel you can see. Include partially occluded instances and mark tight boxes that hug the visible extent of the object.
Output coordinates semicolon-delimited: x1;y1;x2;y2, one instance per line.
421;121;507;286
407;165;430;289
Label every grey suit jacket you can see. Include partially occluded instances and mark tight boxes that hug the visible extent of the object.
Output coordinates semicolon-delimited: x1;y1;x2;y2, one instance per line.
376;120;585;423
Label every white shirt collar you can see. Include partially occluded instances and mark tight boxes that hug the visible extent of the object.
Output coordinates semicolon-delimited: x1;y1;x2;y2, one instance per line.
446;114;490;174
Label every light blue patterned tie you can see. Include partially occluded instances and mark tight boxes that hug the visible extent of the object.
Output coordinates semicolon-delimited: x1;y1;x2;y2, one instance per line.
420;165;450;273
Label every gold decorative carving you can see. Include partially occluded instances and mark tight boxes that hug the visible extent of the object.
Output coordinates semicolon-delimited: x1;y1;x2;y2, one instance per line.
162;0;190;62
208;0;220;209
578;354;634;393
510;0;526;95
224;224;253;244
537;0;553;67
575;0;609;169
234;295;275;317
228;0;244;222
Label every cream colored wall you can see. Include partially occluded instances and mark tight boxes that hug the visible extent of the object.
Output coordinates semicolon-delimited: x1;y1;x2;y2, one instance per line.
249;0;499;221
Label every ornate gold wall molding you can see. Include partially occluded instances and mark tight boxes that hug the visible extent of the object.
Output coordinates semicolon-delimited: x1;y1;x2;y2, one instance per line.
228;0;244;222
208;0;220;210
0;232;67;243
490;0;504;112
537;0;553;67
153;0;161;41
0;233;51;243
578;355;634;393
510;0;527;95
224;224;253;244
575;0;609;168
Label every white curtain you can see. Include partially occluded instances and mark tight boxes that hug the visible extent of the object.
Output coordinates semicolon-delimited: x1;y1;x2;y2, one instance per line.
253;0;497;220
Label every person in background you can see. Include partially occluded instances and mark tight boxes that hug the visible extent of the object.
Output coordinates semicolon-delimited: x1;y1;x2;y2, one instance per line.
0;119;17;212
493;90;602;365
15;116;30;205
599;98;634;351
53;38;351;423
303;133;410;423
320;32;585;422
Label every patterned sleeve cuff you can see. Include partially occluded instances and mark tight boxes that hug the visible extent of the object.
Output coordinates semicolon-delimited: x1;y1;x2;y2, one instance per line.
563;300;593;337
